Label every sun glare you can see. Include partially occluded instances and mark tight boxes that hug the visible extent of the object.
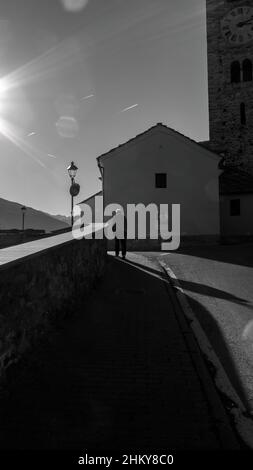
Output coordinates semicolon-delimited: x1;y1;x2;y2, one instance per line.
0;78;9;113
0;117;46;167
0;78;9;94
0;39;81;167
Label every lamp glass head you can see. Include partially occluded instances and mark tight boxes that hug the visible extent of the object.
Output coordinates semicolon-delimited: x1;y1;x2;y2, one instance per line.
67;161;78;178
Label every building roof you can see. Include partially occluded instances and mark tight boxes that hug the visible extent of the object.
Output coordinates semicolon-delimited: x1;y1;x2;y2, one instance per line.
198;140;211;149
220;168;253;195
97;122;221;164
198;140;225;154
78;190;102;205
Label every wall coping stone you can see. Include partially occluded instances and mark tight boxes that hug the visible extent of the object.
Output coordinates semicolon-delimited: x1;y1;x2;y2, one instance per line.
0;223;105;272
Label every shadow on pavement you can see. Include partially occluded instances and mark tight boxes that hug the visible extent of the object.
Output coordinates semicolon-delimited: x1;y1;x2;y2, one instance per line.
173;243;253;268
125;258;250;306
185;294;251;412
176;278;251;306
124;257;251;411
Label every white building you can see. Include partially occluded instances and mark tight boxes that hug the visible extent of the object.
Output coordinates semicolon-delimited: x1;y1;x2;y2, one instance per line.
94;123;220;250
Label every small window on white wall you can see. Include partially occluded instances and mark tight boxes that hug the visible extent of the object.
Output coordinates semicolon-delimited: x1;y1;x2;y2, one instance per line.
155;173;167;188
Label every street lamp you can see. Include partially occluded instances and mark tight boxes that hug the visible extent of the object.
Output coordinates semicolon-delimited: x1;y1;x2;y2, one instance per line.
21;205;27;231
67;160;78;180
67;161;80;226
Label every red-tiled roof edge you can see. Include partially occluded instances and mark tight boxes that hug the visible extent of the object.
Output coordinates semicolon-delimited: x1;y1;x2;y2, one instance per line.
96;122;221;162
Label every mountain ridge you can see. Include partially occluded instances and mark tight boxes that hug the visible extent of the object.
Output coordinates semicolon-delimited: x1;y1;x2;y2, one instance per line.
0;197;70;232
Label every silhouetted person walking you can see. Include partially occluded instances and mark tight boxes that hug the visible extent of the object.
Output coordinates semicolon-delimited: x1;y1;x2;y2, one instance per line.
112;209;127;259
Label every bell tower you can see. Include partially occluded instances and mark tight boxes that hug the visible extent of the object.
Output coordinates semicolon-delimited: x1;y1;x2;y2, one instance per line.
206;0;253;172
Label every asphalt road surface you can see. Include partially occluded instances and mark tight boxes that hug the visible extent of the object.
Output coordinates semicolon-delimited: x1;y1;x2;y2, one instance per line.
150;244;253;413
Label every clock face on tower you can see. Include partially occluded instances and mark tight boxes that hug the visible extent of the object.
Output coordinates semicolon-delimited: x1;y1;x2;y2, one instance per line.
221;5;253;45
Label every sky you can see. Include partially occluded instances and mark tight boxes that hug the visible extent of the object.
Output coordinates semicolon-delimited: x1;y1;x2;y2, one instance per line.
0;0;209;216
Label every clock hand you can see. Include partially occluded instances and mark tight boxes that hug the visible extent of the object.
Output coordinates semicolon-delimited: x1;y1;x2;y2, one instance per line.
237;16;253;27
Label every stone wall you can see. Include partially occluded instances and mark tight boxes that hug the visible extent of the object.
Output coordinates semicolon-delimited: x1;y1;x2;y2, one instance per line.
0;229;72;249
206;0;253;172
0;235;107;379
0;231;45;249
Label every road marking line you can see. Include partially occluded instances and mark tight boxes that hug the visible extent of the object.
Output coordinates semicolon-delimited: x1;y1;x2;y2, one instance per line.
159;259;253;449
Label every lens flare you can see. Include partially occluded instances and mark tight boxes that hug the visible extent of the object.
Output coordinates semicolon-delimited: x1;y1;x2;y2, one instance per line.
0;118;45;167
0;37;81;94
0;37;82;167
56;115;79;138
60;0;89;12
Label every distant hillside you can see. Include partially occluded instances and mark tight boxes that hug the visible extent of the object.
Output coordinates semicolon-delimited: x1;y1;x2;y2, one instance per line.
0;197;70;232
51;214;71;226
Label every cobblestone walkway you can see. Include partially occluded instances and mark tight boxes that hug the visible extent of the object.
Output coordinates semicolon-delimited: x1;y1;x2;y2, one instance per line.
0;253;239;450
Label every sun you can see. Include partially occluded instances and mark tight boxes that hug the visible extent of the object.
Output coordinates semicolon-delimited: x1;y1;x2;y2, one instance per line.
0;36;82;166
0;78;46;167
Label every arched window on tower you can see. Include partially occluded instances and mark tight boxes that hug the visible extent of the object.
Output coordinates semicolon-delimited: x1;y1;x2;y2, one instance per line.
240;103;246;125
231;61;241;83
242;59;252;82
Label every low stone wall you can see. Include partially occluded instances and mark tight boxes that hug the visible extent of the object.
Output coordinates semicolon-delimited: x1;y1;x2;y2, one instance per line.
0;232;44;249
0;233;107;378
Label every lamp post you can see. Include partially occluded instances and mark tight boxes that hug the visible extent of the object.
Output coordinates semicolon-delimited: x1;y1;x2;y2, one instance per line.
67;161;80;226
21;205;27;231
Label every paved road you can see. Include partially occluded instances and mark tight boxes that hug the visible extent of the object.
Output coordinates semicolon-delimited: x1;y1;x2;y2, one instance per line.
0;253;238;450
152;244;253;413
